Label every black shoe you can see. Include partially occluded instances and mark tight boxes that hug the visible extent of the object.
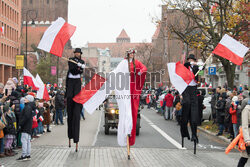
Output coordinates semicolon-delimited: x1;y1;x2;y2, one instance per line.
61;123;64;125
47;129;51;132
26;155;31;160
83;117;85;120
17;156;28;161
216;133;222;136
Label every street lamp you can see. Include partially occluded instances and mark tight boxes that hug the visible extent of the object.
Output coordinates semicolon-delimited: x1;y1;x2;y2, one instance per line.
25;10;37;69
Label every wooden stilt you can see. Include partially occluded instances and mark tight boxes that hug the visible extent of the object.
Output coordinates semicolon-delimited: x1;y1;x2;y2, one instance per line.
182;137;184;148
194;140;197;154
127;135;130;160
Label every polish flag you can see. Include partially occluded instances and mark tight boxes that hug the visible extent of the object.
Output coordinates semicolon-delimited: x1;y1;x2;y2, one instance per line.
35;109;39;114
73;59;147;146
212;34;249;65
167;62;195;94
0;26;4;34
38;17;76;57
23;67;39;90
35;74;50;101
39;116;44;122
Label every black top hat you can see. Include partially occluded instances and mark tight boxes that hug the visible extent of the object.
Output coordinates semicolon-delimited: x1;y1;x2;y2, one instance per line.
187;54;196;61
74;48;82;54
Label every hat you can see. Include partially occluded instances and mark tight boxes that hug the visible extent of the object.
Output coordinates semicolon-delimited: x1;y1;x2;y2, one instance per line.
127;48;137;54
74;48;82;54
187;54;196;61
12;77;18;84
232;96;238;102
25;95;34;102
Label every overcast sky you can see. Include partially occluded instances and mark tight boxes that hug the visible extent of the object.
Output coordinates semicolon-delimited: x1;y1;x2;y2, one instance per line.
68;0;162;47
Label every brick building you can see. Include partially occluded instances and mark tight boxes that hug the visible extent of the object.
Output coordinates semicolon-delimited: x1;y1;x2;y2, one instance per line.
0;0;22;84
22;0;68;22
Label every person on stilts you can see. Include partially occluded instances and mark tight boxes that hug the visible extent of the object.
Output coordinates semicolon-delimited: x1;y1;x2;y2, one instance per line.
181;54;202;154
65;48;85;152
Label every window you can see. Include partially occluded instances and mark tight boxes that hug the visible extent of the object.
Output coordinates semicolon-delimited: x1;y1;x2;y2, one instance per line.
47;0;49;4
30;0;33;4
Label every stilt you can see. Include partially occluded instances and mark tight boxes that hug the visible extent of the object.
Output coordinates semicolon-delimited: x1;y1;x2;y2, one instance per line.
127;135;130;160
75;143;78;152
182;137;184;148
194;140;196;154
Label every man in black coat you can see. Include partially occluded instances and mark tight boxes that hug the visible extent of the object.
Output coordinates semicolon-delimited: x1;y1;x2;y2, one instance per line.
181;54;203;144
66;48;85;152
55;90;65;125
17;95;34;161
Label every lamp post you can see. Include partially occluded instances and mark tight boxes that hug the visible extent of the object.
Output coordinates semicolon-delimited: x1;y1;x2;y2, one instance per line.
25;10;37;69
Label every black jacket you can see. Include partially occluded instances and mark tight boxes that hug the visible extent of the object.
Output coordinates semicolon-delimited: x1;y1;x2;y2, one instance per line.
184;62;199;82
67;57;85;76
19;102;33;135
3;113;16;135
55;93;65;110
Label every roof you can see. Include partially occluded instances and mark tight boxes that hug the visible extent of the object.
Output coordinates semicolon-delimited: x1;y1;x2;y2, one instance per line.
88;42;142;57
117;29;130;39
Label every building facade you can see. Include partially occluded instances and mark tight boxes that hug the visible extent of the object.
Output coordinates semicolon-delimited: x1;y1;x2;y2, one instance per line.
0;0;22;84
22;0;68;22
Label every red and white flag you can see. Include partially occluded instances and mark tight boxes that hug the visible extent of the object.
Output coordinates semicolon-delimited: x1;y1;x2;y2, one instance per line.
213;34;249;65
39;116;44;122
73;59;147;146
0;26;4;34
35;109;39;114
167;62;195;94
23;67;39;90
35;74;50;101
37;17;76;57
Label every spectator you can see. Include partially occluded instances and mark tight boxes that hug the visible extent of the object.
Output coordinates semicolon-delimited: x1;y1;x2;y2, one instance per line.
197;90;204;126
225;93;234;139
237;103;250;167
37;102;44;134
3;78;16;96
0;105;6;158
3;104;16;156
173;92;181;125
55;90;65;125
230;96;239;138
210;89;217;124
17;95;34;161
164;91;174;120
216;95;226;136
43;102;51;132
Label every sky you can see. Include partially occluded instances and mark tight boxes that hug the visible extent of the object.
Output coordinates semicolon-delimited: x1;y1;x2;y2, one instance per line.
68;0;163;47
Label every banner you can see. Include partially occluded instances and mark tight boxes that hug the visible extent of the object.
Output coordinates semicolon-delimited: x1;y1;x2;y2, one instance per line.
16;55;24;69
51;66;56;76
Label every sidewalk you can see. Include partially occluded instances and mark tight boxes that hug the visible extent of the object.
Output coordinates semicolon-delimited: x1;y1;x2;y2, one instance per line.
0;146;242;167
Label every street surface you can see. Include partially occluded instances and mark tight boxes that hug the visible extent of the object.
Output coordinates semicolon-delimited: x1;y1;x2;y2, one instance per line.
0;107;248;167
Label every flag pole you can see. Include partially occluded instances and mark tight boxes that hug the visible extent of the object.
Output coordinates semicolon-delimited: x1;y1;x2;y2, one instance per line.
194;53;213;76
127;135;130;160
60;56;78;64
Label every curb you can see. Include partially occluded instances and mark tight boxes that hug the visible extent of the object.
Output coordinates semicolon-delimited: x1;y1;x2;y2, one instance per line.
198;127;231;143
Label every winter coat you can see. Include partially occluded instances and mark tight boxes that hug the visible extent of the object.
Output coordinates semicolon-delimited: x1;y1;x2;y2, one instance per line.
225;98;232;123
216;99;226;124
164;93;174;107
43;103;51;125
19;102;33;135
240;105;250;158
229;104;237;124
55;93;65;110
3;112;16;135
197;94;204;125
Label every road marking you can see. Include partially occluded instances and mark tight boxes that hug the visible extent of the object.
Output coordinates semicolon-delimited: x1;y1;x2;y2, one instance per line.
141;114;186;150
92;110;102;146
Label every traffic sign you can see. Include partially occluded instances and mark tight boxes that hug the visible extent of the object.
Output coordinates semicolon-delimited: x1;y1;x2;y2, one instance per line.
208;67;216;75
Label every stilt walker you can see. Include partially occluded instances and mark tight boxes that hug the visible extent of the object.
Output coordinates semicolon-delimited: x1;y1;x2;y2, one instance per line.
66;48;85;152
126;49;147;159
181;54;203;154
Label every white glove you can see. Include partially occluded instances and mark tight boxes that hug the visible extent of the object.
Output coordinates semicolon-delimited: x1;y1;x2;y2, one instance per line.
81;64;85;69
77;63;82;67
190;61;194;65
198;66;203;71
138;71;141;76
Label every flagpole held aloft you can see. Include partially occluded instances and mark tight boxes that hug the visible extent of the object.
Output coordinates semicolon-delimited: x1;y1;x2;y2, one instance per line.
60;56;78;65
194;53;213;76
